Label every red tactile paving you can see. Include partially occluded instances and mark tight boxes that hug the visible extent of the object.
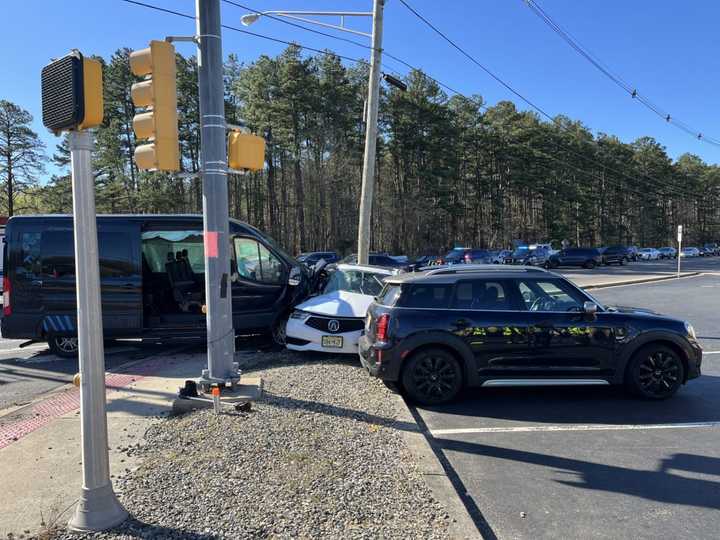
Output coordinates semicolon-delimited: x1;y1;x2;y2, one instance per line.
0;357;170;450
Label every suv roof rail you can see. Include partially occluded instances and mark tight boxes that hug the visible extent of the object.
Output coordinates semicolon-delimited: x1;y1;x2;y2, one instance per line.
424;264;548;276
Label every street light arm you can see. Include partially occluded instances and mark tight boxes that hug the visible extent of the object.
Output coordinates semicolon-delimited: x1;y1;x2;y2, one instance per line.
241;10;373;38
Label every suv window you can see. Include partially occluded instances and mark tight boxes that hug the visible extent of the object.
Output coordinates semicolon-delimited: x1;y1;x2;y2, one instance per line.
377;284;402;306
518;279;586;312
400;284;451;308
453;280;510;310
234;237;284;284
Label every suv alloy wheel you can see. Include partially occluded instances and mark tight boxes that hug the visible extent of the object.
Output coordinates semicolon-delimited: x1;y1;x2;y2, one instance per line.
401;348;463;405
626;344;684;399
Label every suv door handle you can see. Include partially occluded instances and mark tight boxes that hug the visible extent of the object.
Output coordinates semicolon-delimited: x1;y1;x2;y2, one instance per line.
454;318;470;328
31;280;43;287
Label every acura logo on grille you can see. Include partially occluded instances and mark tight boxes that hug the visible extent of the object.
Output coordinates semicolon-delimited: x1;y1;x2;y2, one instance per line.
327;319;340;333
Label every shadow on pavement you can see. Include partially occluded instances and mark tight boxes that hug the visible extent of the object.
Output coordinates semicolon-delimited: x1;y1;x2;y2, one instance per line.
434;438;720;510
421;375;720;426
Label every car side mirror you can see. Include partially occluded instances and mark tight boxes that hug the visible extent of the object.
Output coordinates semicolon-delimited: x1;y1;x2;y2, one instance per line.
288;266;302;287
583;301;598;316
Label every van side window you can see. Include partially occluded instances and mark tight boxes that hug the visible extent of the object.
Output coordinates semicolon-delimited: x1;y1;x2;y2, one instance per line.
19;232;41;277
41;230;75;278
98;232;135;277
234;237;283;284
141;231;204;273
29;230;135;280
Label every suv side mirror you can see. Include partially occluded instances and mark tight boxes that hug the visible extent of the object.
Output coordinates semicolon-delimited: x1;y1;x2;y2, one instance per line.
583;301;598;316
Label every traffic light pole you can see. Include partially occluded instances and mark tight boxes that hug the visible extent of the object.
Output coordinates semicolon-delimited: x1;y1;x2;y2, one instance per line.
67;130;128;532
356;0;384;265
196;0;239;387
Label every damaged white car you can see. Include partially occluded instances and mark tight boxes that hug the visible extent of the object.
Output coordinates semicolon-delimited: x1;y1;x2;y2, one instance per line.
285;264;395;354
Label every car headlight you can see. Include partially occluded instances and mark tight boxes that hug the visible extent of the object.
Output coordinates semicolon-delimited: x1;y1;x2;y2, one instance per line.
685;321;697;341
290;310;311;321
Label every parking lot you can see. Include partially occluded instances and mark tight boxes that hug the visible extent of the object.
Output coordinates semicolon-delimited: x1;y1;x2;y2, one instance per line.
413;272;720;539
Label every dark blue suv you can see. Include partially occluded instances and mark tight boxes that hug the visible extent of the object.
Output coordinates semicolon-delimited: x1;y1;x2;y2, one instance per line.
359;266;702;404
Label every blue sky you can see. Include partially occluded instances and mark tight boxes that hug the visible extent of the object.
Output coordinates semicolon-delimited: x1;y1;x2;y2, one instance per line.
3;0;720;174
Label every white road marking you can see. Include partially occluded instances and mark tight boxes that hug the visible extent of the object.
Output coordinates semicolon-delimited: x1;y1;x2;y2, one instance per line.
703;351;720;355
430;421;720;436
0;344;48;354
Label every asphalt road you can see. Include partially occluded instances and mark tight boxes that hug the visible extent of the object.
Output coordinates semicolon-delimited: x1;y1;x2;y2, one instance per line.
413;272;720;540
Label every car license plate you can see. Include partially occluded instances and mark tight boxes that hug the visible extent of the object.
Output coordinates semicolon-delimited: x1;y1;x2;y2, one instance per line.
322;335;343;348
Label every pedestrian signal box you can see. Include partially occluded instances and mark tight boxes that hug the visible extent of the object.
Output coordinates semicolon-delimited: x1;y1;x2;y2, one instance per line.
41;51;103;132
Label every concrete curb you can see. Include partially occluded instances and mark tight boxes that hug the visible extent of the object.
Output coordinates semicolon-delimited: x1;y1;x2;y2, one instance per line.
581;271;701;290
391;392;485;540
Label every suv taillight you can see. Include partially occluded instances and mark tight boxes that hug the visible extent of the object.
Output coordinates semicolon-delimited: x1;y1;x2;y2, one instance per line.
376;314;389;342
3;276;10;317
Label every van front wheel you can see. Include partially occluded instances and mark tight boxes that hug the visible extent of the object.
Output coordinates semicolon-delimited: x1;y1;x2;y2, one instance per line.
48;335;79;358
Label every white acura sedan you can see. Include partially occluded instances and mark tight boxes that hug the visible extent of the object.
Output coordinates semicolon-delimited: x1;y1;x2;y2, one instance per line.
285;264;396;354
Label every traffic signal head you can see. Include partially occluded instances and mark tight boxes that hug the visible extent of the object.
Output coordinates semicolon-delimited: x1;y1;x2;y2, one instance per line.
41;51;103;132
228;132;265;172
130;40;179;171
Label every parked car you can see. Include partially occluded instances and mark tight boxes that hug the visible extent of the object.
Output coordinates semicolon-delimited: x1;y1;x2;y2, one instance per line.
408;255;441;271
339;253;408;270
1;215;311;357
505;246;552;268
601;245;631;265
548;248;602;269
489;249;512;264
359;266;702;404
637;248;661;261
440;248;492;265
698;247;711;257
286;264;394;354
296;251;339;267
626;246;639;261
680;247;700;258
658;247;677;259
703;243;718;256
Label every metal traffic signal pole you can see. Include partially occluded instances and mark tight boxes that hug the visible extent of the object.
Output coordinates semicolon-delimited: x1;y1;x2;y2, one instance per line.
356;0;384;265
67;130;128;531
196;0;239;387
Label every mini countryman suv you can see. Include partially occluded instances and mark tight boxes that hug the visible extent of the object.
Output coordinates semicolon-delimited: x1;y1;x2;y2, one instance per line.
359;266;702;405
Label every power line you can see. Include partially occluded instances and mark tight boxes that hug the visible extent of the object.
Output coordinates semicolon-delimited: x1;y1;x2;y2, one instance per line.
523;0;720;147
395;0;706;199
120;0;704;200
119;0;370;66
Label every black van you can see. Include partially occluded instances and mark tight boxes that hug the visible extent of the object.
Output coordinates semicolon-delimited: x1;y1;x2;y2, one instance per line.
1;215;309;356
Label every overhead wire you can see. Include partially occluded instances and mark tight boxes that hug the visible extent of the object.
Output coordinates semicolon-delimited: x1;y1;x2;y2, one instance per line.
523;0;720;147
395;0;707;199
120;0;704;201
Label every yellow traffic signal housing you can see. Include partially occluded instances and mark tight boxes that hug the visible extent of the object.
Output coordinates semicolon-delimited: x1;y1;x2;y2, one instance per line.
228;132;265;171
79;58;103;129
41;51;103;132
129;40;179;171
